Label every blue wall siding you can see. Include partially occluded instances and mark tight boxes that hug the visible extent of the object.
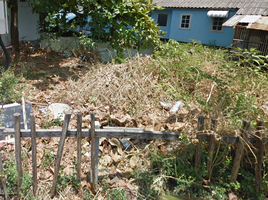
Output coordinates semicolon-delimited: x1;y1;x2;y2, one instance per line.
152;8;237;47
152;9;173;39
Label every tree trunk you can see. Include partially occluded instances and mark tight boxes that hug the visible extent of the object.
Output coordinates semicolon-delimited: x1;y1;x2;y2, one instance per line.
11;0;20;54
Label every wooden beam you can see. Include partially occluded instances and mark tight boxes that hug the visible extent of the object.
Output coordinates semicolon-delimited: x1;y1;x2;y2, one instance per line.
3;128;91;138
14;113;22;197
95;129;182;140
230;120;250;182
207;118;218;181
0;127;262;144
30;114;37;196
255;119;264;193
76;113;82;184
50;111;71;198
90;111;99;191
195;116;205;171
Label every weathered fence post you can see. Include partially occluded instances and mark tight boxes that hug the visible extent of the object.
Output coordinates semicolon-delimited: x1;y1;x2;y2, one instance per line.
14;113;23;197
76;112;82;183
50;111;71;198
90;111;100;191
30;114;37;196
207;118;217;181
230;120;250;182
195;116;205;171
255;119;264;193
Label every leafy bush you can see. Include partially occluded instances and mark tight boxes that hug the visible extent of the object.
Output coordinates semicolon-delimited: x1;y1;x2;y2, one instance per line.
0;68;23;104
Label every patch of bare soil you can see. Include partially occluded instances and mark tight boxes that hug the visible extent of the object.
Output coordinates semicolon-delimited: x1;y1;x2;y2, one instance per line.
1;44;202;199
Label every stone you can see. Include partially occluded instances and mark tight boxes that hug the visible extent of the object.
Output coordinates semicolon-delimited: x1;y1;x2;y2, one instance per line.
48;103;71;121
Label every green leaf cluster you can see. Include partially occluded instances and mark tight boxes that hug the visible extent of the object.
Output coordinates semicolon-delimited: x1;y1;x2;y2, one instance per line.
0;68;23;105
33;0;164;59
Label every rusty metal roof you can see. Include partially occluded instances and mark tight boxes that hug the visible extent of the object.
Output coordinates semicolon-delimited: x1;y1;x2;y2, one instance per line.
248;16;268;31
154;0;268;16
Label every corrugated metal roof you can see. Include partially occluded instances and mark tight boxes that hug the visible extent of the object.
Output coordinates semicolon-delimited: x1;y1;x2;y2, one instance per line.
222;15;245;27
239;15;261;23
154;0;268;16
248;16;268;31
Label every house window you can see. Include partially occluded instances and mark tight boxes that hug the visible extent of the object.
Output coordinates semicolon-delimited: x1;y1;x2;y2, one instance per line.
179;14;192;29
211;17;224;32
157;14;168;27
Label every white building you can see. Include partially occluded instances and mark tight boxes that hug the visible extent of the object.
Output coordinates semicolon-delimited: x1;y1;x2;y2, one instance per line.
0;0;39;46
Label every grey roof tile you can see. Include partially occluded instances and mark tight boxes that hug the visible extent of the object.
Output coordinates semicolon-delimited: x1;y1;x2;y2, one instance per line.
154;0;268;15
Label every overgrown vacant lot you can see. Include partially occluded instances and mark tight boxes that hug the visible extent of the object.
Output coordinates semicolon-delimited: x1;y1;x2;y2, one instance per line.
1;40;268;199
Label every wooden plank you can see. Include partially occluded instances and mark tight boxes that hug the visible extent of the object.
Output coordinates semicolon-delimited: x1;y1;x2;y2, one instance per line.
22;96;28;130
230;120;250;182
14;113;22;197
76;113;82;183
255;119;264;193
1;128;253;144
3;128;91;138
207;118;218;181
0;152;9;200
30;114;37;196
95;129;182;141
50;111;71;198
90;111;99;191
103;127;144;130
195;116;205;171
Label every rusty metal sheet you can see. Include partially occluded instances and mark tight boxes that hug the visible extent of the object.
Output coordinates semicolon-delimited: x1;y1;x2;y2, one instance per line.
248;16;268;31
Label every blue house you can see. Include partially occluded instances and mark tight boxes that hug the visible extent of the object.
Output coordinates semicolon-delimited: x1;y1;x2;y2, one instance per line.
152;0;268;49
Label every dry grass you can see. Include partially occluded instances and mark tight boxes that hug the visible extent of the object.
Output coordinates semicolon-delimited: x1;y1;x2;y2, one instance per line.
1;42;268;199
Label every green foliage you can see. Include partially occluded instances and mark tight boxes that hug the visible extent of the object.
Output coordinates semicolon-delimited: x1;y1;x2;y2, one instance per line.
107;189;128;200
33;0;164;59
1;154;18;195
130;131;268;199
0;68;23;104
152;40;267;126
232;47;268;73
83;190;94;199
56;158;80;192
1;153;32;196
41;149;55;169
79;35;96;50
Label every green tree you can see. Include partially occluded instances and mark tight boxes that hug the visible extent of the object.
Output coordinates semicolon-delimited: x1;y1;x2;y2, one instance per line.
33;0;164;58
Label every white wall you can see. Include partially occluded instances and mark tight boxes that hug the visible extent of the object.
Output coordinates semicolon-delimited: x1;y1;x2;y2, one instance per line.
18;0;39;42
1;0;39;46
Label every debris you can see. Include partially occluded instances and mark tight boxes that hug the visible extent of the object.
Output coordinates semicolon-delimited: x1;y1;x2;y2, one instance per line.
0;103;32;128
0;138;15;144
110;176;119;184
170;100;183;114
108;138;123;154
228;193;238;200
40;108;47;114
160;101;173;110
48;103;71;121
262;105;268;114
120;138;131;150
80;56;86;61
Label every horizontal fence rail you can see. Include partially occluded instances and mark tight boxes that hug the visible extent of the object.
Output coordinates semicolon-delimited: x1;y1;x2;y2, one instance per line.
0;112;267;198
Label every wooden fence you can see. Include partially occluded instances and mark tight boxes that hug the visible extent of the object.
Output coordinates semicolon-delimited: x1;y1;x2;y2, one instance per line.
0;112;267;199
